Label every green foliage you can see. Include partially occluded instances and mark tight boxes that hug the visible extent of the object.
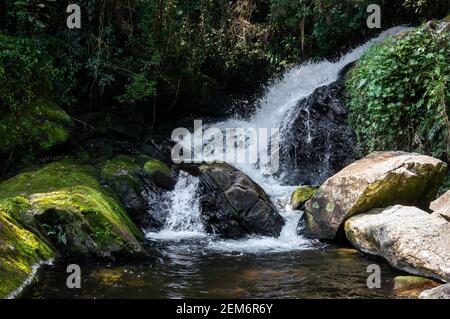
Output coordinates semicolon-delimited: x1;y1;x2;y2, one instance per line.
269;0;376;58
8;0;57;33
2;0;446;114
117;73;157;104
347;25;450;160
42;224;67;245
402;0;449;15
0;34;69;112
0;33;77;174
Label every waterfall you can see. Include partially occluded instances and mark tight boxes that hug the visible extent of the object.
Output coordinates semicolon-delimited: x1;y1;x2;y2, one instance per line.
186;26;409;194
146;172;206;240
148;27;409;251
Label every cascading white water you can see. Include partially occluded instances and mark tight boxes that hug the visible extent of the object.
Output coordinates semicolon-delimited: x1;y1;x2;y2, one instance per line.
149;27;409;252
187;26;408;196
146;172;206;240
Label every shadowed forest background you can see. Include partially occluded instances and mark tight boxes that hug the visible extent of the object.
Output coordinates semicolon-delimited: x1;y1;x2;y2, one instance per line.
0;0;449;176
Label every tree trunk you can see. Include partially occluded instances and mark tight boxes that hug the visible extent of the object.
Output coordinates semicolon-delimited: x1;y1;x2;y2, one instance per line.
300;17;305;52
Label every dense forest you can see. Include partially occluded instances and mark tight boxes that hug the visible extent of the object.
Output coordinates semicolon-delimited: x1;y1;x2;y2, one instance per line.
1;0;450;301
1;0;449;175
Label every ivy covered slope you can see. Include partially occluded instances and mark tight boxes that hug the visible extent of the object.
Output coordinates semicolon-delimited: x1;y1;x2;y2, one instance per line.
0;160;146;298
346;16;450;162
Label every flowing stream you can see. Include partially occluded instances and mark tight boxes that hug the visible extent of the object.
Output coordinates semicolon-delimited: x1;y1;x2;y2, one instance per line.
24;27;408;299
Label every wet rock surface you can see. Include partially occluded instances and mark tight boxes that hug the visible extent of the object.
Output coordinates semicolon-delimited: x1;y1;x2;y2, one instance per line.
279;63;356;186
99;155;176;230
197;163;285;238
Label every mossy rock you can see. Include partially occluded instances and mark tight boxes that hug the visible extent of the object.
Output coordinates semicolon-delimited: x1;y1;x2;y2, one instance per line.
0;199;55;299
100;155;144;194
99;155;174;190
0;160;145;260
99;155;148;225
98;155;174;228
0;99;73;174
143;159;175;190
290;186;318;211
100;155;142;178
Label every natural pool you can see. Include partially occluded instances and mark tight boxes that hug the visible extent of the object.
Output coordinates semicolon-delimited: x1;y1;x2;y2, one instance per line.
23;240;401;299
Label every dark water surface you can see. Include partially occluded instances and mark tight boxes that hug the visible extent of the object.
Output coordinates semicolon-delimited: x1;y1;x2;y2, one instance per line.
23;239;400;299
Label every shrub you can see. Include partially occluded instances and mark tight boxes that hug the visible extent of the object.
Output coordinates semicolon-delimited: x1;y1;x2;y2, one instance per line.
346;24;450;161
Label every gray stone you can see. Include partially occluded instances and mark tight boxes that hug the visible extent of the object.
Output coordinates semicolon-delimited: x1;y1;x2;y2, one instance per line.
303;151;447;240
430;190;450;221
419;284;450;299
345;205;450;282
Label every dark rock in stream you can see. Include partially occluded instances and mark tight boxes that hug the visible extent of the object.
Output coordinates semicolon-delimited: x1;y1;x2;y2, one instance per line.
279;63;357;186
196;162;285;238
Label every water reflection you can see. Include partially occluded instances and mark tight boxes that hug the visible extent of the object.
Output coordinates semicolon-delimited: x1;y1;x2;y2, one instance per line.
23;240;400;299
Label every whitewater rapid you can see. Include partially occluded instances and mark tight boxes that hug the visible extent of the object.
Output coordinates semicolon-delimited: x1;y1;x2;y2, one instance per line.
146;27;409;253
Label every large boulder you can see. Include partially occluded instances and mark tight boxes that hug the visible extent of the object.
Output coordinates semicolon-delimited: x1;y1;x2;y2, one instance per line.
303;151;447;240
419;284;450;299
0;160;145;260
197;163;285;238
345;205;450;282
430;190;450;221
279;63;356;186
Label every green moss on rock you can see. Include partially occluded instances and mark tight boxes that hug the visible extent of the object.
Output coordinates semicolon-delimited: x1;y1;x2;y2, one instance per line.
0;160;144;260
98;155;175;226
100;155;141;178
0;99;73;175
0;200;54;299
395;276;435;286
99;155;144;194
0;99;72;153
290;186;318;210
143;159;171;176
143;159;174;189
